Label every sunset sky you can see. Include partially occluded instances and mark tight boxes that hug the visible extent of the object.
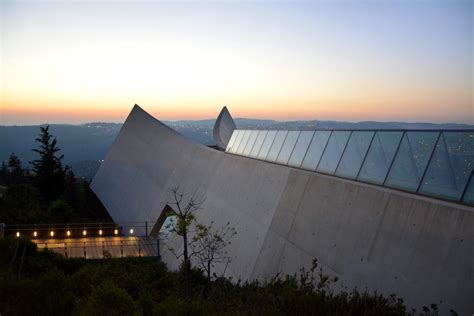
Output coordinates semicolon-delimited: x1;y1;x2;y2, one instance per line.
1;0;472;125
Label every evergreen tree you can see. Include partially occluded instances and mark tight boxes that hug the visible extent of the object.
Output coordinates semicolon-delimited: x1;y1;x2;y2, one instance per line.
30;126;66;204
6;153;24;185
0;161;7;185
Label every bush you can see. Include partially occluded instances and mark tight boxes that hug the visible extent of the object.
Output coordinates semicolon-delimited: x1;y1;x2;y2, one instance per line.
78;281;140;316
0;237;420;315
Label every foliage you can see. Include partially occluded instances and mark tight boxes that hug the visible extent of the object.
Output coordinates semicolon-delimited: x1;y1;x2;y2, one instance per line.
166;185;204;297
78;281;140;316
190;220;236;281
0;237;438;316
30;125;67;204
47;199;75;223
0;127;111;224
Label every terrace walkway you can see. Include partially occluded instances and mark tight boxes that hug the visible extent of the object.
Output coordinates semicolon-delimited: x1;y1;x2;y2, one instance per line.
34;236;161;259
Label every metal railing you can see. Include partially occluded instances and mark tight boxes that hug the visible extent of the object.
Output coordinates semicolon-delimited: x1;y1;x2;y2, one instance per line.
34;237;162;259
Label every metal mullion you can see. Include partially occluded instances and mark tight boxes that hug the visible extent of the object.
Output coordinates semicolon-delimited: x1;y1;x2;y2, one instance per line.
335;131;353;176
248;131;261;157
264;131;278;161
383;131;406;186
460;170;474;203
316;130;334;172
285;130;302;165
243;131;258;156
356;131;376;180
416;132;441;193
298;131;316;168
255;130;269;159
238;130;252;155
275;131;290;163
441;132;459;190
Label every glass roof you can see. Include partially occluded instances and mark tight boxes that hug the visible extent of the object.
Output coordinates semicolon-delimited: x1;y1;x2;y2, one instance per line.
226;129;474;206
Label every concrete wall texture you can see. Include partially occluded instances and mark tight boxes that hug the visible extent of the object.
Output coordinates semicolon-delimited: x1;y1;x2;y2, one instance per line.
91;105;474;315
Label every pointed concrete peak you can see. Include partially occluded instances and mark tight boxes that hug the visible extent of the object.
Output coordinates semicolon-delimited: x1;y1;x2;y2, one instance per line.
213;105;237;150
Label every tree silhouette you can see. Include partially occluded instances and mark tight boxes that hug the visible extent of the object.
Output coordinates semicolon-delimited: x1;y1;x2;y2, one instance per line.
7;153;25;185
30;126;66;204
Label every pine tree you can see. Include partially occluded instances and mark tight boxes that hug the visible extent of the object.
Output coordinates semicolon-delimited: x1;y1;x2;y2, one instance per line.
30;126;66;204
0;161;7;185
6;153;24;185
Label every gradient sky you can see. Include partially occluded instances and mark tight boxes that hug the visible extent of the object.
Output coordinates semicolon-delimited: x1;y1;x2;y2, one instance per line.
1;0;472;125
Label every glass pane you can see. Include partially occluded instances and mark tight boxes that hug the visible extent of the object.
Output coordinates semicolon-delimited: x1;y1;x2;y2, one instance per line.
235;130;251;155
358;131;403;184
336;131;374;179
419;132;474;201
243;131;259;156
462;173;474;205
225;131;238;152
266;131;288;162
288;131;315;167
385;132;439;191
301;131;331;170
257;130;277;160
276;131;300;164
228;130;244;153
317;131;351;174
249;131;268;158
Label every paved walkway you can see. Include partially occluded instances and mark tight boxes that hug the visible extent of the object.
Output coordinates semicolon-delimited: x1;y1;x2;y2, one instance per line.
33;236;161;259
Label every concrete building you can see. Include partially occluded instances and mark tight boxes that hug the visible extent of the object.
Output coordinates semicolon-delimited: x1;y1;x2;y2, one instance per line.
91;104;474;314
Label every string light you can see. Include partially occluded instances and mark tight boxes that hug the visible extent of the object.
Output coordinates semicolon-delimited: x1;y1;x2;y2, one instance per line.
50;231;54;237
83;230;87;236
33;231;37;237
99;229;103;235
16;232;20;237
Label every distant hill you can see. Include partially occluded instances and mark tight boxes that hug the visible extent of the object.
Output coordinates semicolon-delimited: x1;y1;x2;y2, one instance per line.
1;118;472;179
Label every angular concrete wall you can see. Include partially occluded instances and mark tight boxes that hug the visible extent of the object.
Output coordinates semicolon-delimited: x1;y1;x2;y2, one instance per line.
91;105;474;315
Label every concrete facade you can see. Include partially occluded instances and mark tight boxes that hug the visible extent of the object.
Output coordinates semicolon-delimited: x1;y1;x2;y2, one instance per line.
91;105;474;315
213;106;236;150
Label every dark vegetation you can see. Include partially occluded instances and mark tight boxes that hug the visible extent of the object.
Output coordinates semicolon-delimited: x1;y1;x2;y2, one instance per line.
0;237;420;316
0;125;111;224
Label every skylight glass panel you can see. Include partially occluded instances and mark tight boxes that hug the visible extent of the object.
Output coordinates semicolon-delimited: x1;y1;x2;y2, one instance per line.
227;130;244;154
301;131;331;170
317;131;351;174
226;131;238;152
276;131;300;165
385;132;439;191
357;131;403;184
419;132;474;201
257;130;277;160
249;131;268;158
266;131;288;162
235;130;251;155
243;130;259;156
288;131;315;167
462;173;474;205
336;131;374;179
